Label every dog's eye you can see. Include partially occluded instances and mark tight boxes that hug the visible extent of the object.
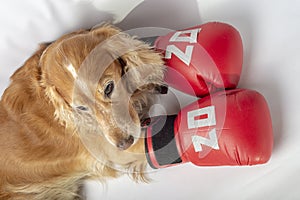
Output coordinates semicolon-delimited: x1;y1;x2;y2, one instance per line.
104;81;114;98
76;105;88;111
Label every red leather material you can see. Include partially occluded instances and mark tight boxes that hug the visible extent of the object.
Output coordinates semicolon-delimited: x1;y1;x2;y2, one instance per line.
155;22;243;97
145;89;273;168
176;89;273;166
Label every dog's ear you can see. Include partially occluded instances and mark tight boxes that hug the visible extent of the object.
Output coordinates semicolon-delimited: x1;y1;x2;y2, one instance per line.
121;43;166;94
1;44;50;115
10;43;49;81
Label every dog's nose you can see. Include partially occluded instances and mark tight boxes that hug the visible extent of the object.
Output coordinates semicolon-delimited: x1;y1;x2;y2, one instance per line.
117;135;134;150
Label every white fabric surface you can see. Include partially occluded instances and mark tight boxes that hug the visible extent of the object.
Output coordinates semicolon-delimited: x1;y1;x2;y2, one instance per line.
1;0;300;199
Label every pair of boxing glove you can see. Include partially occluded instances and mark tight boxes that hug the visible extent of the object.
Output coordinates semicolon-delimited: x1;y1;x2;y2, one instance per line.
141;22;273;168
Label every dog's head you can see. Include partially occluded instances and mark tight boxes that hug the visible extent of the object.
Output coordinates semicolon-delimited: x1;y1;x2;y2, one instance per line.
39;24;165;152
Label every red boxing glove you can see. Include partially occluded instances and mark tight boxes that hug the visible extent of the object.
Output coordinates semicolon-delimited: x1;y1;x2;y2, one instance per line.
145;89;273;168
154;22;243;97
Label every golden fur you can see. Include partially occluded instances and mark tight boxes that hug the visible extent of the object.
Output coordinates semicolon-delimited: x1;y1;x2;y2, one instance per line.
0;24;165;199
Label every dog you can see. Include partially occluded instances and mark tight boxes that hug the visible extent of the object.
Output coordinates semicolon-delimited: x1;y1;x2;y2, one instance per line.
0;24;165;199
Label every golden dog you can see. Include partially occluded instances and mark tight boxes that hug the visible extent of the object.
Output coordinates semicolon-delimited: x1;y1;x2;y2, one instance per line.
0;24;165;199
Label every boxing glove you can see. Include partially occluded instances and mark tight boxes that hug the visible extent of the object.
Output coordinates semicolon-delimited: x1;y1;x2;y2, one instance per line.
144;89;273;168
142;22;243;97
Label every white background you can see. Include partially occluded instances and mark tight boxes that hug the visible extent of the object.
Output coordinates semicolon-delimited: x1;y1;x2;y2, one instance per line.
1;0;300;199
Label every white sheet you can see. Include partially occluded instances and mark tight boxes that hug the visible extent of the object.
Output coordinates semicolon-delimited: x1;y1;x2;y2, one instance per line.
1;0;300;199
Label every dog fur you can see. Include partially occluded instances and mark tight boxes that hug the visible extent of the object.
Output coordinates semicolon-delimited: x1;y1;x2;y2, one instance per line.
0;24;165;199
